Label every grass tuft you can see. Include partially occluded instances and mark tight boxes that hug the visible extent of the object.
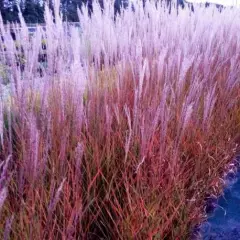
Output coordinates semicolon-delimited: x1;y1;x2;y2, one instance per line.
0;1;240;239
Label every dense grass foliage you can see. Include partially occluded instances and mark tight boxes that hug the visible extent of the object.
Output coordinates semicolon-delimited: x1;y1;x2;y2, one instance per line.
0;1;240;239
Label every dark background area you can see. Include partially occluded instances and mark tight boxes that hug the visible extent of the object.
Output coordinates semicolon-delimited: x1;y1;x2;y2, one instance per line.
0;0;187;24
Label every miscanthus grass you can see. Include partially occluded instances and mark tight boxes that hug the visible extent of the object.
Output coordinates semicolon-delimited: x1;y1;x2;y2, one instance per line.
0;1;240;239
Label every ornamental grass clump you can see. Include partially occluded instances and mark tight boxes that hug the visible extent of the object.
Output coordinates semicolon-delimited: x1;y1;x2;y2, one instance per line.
0;1;240;239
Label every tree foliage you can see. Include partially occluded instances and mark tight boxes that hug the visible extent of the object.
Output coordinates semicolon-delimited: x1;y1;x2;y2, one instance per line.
0;0;185;24
0;0;105;23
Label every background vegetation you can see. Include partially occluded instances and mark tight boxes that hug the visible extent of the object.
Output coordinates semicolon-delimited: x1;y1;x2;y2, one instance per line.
0;0;186;23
